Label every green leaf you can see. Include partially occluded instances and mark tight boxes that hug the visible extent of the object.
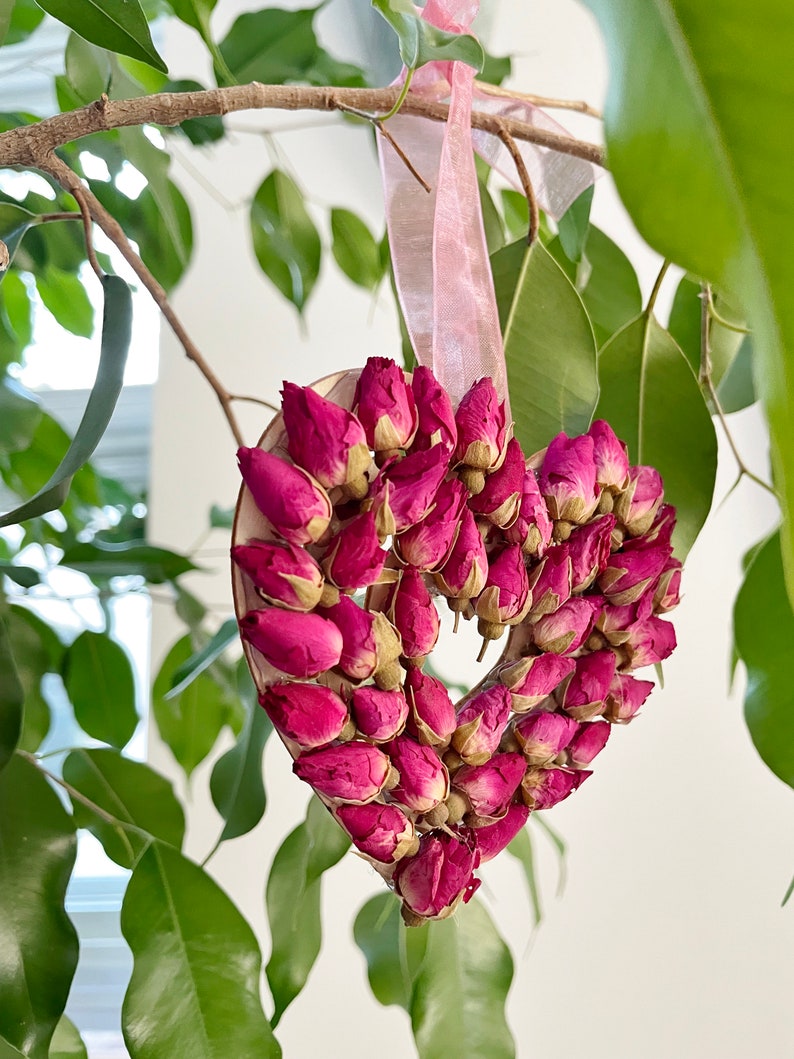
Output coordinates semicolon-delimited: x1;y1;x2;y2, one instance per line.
64;31;112;102
0;274;132;527
218;8;317;84
4;0;45;46
0;375;41;453
62;631;138;747
493;238;598;456
667;275;745;386
0;203;36;272
0;614;23;772
0;561;39;588
5;605;64;753
478;178;505;256
0;753;78;1059
372;0;484;71
556;186;593;264
60;539;196;583
121;841;281;1059
62;747;185;869
168;0;216;37
507;826;542;925
166;616;238;699
250;170;321;313
717;335;756;413
353;893;414;1011
49;1015;87;1059
209;503;234;529
266;796;350;1025
330;208;382;290
35;0;166;72
3;269;34;352
500;189;529;244
595;313;718;559
579;226;643;346
733;531;794;789
36;267;94;338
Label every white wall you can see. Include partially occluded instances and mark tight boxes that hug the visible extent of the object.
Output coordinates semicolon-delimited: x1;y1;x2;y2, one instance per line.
147;3;794;1057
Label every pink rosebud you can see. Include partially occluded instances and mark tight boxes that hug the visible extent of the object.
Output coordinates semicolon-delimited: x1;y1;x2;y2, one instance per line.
615;465;664;536
499;653;576;712
653;557;682;613
469;437;526;528
558;650;617;721
452;752;527;819
322;511;386;591
521;766;590;810
318;596;378;681
259;682;349;748
598;545;670;606
240;608;342;678
566;720;611;767
281;382;370;488
404;666;457;747
335;802;417;864
394;831;480;920
622;616;676;670
390;566;439;661
566;515;616;592
596;592;653;646
454;377;508;470
368;446;450;535
387;735;450;813
411;365;457;455
538;433;600;523
587;420;629;491
531;596;603;655
639;503;677;549
293;741;391;803
469;803;530;863
513;711;577;764
232;539;324;611
475;545;531;625
354;356;417;450
527;547;572;618
397;478;468;571
351;685;409;742
237;447;331;546
504;471;553;556
435;507;488;599
604;673;654;722
452;685;512;765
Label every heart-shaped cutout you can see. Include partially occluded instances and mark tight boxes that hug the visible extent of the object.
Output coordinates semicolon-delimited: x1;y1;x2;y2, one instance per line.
232;358;680;924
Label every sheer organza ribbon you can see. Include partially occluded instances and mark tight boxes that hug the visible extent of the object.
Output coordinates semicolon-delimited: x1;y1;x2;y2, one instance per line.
378;0;596;413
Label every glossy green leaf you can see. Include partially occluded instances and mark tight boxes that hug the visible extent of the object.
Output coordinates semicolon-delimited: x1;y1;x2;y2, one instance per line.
353;892;414;1011
62;631;138;747
0;275;131;527
557;186;593;264
595;313;717;558
0;203;36;272
209;503;234;529
493;238;598;455
330;208;382;290
0;562;39;588
0;614;23;772
4;0;45;46
35;0;166;72
166;617;238;699
169;0;216;37
266;796;350;1026
61;539;195;583
0;753;78;1059
36;267;94;339
507;826;542;925
733;531;794;789
0;1;14;45
64;32;111;102
250;170;321;313
121;841;280;1059
478;177;505;256
5;605;64;754
579;226;643;347
372;0;484;71
0;375;40;453
500;189;529;244
667;275;745;387
48;1015;87;1059
717;335;756;413
63;747;185;869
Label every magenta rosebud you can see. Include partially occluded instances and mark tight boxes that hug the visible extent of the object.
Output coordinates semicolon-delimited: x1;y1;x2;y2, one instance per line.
354;356;417;450
240;607;342;678
622;616;677;670
566;720;611;767
527;546;572;618
566;515;616;592
531;596;602;655
500;653;576;711
513;711;577;764
470;803;530;863
587;420;629;491
237;447;332;546
558;650;617;721
336;802;417;864
538;433;600;523
598;545;671;606
351;685;409;742
653;556;682;613
476;545;531;625
615;465;664;536
452;685;512;765
404;666;457;747
387;735;450;812
639;503;677;549
411;365;457;454
293;741;391;803
322;511;386;591
281;382;370;489
452;752;527;819
521;766;590;810
319;596;377;681
596;592;653;645
397;478;468;570
604;673;655;722
390;566;439;661
504;470;553;556
394;831;480;920
469;437;526;528
435;507;488;599
232;539;324;611
369;445;450;535
454;377;508;470
259;682;348;748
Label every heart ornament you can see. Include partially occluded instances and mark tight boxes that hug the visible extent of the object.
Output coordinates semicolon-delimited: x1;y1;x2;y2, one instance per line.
232;357;680;925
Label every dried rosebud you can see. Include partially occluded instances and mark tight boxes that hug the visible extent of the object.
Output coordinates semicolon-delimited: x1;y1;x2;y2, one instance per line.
232;539;324;611
499;653;576;712
598;545;671;606
587;420;629;491
566;515;616;592
653;556;682;613
411;365;457;455
504;470;553;556
318;596;379;681
475;545;531;625
435;507;488;599
354;356;417;450
390;566;439;661
531;596;603;655
604;672;654;722
452;685;512;765
237;447;331;546
394;831;479;920
396;478;468;571
596;593;653;646
557;650;617;721
527;547;572;618
404;666;457;747
259;682;349;748
387;735;450;812
513;711;577;764
566;720;611;767
469;437;526;528
454;377;508;470
293;741;391;803
350;685;409;743
469;803;530;863
614;465;664;536
368;446;450;535
322;511;386;591
281;382;370;488
452;752;527;819
521;766;590;810
621;616;676;670
336;802;417;864
538;433;600;523
240;608;342;678
638;503;676;549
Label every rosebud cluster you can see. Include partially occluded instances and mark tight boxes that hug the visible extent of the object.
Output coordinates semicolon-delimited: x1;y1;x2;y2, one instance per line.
233;358;680;924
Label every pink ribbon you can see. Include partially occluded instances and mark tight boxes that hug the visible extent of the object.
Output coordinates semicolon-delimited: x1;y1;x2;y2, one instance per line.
378;1;595;413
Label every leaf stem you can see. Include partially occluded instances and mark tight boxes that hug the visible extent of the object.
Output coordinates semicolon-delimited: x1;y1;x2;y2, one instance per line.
645;259;671;316
475;81;602;119
380;67;414;123
706;288;751;334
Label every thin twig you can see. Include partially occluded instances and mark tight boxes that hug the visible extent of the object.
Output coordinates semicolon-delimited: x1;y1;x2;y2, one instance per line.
36;211;81;223
228;393;280;413
475;81;602;119
335;100;432;193
70;182;104;281
496;121;539;245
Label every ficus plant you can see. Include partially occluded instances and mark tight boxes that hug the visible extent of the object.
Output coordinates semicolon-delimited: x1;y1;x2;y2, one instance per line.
0;1;791;1058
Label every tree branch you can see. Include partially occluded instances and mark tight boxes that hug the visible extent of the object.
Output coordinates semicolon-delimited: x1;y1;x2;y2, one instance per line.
496;121;539;245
